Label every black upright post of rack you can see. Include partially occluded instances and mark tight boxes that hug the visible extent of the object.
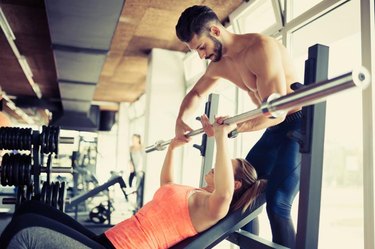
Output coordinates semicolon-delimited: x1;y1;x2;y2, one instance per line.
194;93;219;187
295;44;329;249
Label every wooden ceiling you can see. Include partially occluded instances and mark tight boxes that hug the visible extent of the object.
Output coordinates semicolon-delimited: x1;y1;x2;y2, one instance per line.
0;0;243;123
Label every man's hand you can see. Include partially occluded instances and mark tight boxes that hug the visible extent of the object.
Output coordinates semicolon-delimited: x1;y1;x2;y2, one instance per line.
175;119;193;142
236;121;248;133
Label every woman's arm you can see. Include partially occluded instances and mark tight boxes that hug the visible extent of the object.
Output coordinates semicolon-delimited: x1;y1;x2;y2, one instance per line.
201;115;237;219
160;138;186;186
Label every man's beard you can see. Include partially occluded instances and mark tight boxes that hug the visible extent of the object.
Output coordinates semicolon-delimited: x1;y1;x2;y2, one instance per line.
206;35;223;62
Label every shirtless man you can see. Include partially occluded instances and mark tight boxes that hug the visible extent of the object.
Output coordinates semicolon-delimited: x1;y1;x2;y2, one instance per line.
175;5;303;247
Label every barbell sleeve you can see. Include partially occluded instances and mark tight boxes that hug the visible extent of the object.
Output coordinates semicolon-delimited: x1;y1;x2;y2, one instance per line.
0;166;73;174
146;67;371;153
41;167;73;174
264;67;370;115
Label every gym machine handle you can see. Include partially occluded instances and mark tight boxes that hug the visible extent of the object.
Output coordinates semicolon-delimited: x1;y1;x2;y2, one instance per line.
145;67;371;153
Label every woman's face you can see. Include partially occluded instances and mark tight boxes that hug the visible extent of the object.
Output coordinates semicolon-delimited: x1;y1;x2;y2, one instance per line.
204;159;239;187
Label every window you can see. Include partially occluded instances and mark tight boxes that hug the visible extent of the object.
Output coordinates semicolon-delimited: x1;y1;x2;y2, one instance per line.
183;51;207;87
229;0;283;35
290;1;363;247
288;0;324;20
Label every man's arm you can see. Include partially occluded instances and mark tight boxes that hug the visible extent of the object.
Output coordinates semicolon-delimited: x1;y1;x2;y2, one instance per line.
238;38;288;132
175;72;219;140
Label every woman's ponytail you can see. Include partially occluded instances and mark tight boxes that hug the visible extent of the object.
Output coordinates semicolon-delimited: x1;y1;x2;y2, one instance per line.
230;158;267;213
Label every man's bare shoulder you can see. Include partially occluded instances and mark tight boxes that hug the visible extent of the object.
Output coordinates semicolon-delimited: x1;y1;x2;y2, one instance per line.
241;33;277;52
240;34;282;68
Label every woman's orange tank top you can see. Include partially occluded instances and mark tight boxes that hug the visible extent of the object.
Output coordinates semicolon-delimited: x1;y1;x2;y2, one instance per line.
105;184;198;249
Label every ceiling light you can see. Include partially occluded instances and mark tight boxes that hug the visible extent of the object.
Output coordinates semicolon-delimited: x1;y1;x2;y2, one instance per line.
31;83;42;99
0;8;15;40
0;8;42;99
1;91;34;125
19;56;33;78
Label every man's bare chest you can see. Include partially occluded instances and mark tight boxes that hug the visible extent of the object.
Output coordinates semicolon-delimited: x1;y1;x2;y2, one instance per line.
221;62;257;92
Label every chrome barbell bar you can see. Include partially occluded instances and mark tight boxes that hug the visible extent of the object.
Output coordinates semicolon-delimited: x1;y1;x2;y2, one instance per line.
146;67;371;153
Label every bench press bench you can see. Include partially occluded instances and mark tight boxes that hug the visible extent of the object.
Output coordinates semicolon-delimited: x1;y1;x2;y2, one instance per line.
170;194;268;249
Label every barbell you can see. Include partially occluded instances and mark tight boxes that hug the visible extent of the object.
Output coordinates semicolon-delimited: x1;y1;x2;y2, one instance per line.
146;66;371;153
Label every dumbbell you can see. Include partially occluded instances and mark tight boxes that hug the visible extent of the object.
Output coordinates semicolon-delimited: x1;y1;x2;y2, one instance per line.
0;153;72;187
2;184;34;207
0;127;33;151
0;126;59;154
3;181;67;211
40;181;66;211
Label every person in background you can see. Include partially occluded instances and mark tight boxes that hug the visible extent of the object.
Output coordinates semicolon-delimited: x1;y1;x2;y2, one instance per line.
128;134;143;187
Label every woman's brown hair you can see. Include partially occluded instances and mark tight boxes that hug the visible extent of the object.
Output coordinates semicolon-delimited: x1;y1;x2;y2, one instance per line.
230;158;267;213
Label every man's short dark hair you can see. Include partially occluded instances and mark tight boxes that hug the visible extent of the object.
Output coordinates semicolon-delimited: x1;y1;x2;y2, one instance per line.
175;5;220;42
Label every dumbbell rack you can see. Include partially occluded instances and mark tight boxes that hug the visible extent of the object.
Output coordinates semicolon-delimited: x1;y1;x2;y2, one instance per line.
0;125;69;211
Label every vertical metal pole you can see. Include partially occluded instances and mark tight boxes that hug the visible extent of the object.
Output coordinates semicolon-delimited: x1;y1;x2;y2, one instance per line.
32;131;40;195
71;151;79;197
361;0;375;248
199;94;219;187
296;44;328;249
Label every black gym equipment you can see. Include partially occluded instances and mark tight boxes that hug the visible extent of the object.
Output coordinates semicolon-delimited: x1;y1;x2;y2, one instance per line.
89;201;115;224
193;93;219;187
170;194;267;249
0;125;69;211
294;44;328;249
65;172;145;224
60;134;144;225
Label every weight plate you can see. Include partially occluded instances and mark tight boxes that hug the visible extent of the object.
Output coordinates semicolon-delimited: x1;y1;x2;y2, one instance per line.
52;181;59;208
58;182;65;212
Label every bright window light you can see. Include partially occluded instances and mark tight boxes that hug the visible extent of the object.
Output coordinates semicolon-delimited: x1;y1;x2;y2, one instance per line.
183;51;207;87
290;1;363;247
230;0;283;35
289;0;324;20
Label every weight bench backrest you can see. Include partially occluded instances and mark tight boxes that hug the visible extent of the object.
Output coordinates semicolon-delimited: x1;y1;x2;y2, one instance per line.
170;193;266;249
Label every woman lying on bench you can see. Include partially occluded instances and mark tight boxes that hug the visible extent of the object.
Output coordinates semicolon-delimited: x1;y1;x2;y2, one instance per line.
0;115;266;249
